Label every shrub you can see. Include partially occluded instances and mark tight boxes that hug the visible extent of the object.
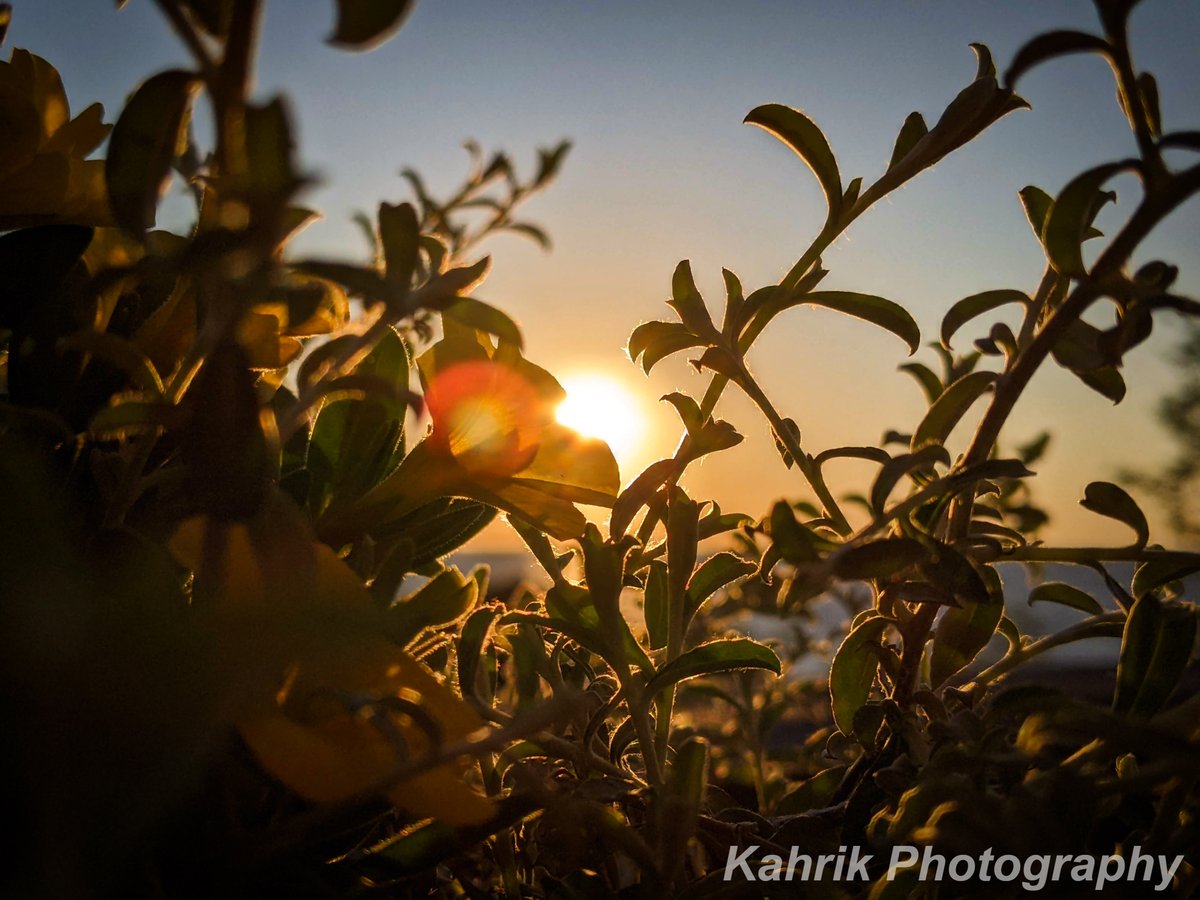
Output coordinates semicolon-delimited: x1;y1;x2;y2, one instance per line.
1;0;1197;896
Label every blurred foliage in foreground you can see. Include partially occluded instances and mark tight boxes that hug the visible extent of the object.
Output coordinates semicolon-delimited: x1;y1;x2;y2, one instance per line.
1;0;1198;897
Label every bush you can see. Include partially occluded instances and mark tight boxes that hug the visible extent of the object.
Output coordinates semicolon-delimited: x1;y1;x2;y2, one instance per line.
1;0;1197;896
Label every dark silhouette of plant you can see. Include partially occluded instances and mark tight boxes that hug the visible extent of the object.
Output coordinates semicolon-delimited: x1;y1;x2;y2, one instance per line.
1;0;1198;897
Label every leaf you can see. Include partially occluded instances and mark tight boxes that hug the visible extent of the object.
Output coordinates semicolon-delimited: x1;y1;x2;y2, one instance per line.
888;111;929;171
627;320;705;374
1131;558;1200;600
899;363;942;404
329;0;415;49
1114;595;1197;718
930;565;1004;687
442;298;522;348
1004;30;1112;87
644;638;781;696
379;201;419;294
668;260;716;336
969;42;996;80
830;616;890;734
59;329;164;395
457;604;502;702
1019;185;1054;240
685;552;755;619
910;371;996;450
1043;162;1130;277
1080;481;1149;549
643;560;670;652
941;289;1027;349
814;446;892;469
106;70;198;235
1028;583;1103;616
610;458;675;538
870;445;950;514
1137;72;1161;138
744;103;842;222
383;567;479;647
786;291;920;355
502;222;551;250
832;538;930;582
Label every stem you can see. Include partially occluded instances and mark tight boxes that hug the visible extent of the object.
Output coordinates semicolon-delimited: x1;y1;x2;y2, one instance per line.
1005;545;1200;566
973;611;1126;686
152;0;219;80
733;361;852;535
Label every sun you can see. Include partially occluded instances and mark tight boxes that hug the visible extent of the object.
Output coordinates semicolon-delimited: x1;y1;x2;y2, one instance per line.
555;373;645;467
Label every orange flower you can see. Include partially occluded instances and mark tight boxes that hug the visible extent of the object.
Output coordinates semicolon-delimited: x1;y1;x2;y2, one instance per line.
0;49;112;229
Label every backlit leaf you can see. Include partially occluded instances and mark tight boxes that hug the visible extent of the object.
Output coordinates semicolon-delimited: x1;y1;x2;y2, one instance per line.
830;616;890;734
106;70;198;235
1004;30;1111;87
930;564;1003;687
644;638;781;696
1043;162;1130;277
941;289;1027;349
832;538;930;581
1080;481;1149;549
744;103;842;222
1028;582;1104;616
888;112;928;171
911;371;996;450
1114;595;1197;718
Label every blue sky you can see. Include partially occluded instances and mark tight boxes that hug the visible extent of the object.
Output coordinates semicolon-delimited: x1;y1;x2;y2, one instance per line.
13;0;1200;546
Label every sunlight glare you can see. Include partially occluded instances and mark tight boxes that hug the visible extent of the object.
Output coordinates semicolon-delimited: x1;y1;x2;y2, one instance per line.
555;374;644;466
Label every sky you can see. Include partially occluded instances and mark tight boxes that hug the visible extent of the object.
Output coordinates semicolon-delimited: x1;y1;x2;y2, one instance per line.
12;0;1200;549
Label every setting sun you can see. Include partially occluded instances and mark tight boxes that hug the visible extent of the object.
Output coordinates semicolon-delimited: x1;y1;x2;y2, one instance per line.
555;373;645;468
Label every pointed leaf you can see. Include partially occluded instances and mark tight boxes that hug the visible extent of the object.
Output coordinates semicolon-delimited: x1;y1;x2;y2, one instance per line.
911;371;996;450
667;260;716;336
106;70;199;235
899;363;942;404
930;565;1004;687
442;298;522;348
644;638;781;695
744;103;842;221
1044;162;1130;277
888;111;929;172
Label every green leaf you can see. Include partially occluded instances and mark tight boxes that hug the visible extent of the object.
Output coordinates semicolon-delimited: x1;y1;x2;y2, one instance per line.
744;103;842;222
442;298;522;348
383;567;479;648
1019;185;1054;240
457;604;501;703
1004;30;1111;87
610;458;675;539
1028;582;1104;616
910;371;996;450
627;320;705;374
1131;558;1200;600
941;289;1028;349
243;97;301;201
1043;162;1130;277
1080;482;1149;549
685;552;755;620
870;445;951;514
106;70;199;235
899;363;942;404
969;42;996;80
814;446;892;469
668;260;717;336
789;291;920;355
329;0;415;49
644;638;781;696
930;564;1003;687
1114;595;1197;718
643;560;670;651
832;538;930;582
830;616;890;734
379;201;419;294
888;111;928;171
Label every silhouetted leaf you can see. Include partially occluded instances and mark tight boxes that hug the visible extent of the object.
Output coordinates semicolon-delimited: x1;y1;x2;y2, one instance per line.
744;103;842;221
1114;595;1196;718
833;538;930;581
1004;30;1111;87
329;0;415;49
379;201;419;293
911;371;996;450
795;291;920;354
1029;582;1104;616
668;260;717;336
644;560;670;651
1044;162;1129;276
1080;481;1149;549
941;289;1027;348
871;445;951;514
106;70;198;235
899;363;942;404
610;458;675;539
685;552;755;620
888;111;928;171
627;320;705;374
442;298;522;348
383;566;479;647
1131;558;1200;600
644;638;781;695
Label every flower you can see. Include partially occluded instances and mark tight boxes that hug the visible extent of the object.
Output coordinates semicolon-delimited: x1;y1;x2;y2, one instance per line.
169;495;495;826
322;320;621;542
0;49;113;229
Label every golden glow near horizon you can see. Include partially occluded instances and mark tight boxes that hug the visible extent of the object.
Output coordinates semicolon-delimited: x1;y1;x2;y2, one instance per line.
555;373;646;473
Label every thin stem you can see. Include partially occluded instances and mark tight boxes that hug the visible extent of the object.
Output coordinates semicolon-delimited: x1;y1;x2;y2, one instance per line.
152;0;219;80
973;611;1126;686
1005;545;1200;566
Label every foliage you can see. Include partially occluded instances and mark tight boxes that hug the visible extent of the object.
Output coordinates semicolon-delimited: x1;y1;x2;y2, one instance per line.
1;0;1198;897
